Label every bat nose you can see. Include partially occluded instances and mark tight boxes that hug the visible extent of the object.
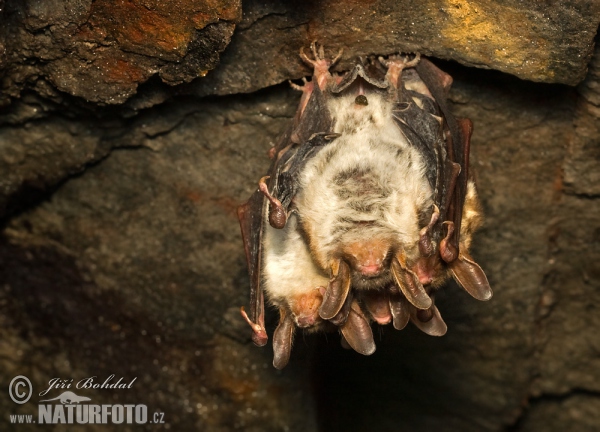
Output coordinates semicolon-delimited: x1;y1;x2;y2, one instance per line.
359;264;381;275
342;238;390;276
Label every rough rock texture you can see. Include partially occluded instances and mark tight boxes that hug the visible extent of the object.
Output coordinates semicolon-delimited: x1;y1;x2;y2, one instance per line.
315;60;595;432
564;48;600;196
0;0;241;105
191;0;600;97
0;1;599;431
0;88;318;431
1;0;598;108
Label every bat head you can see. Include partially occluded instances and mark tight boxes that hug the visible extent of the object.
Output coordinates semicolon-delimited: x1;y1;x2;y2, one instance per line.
340;236;392;277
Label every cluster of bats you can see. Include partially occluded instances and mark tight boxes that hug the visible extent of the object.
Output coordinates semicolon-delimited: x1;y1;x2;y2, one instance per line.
238;43;492;369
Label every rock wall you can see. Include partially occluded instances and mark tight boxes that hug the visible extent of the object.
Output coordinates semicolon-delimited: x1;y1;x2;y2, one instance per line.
0;1;599;431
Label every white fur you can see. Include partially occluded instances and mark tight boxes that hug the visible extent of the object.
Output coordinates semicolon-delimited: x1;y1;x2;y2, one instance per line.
263;92;434;303
263;213;329;304
296;92;433;269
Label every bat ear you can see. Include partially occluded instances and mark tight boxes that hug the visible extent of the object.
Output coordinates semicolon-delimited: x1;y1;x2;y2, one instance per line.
340;300;376;356
319;259;351;320
411;304;447;336
389;292;410;330
450;252;492;301
272;308;295;370
391;252;432;310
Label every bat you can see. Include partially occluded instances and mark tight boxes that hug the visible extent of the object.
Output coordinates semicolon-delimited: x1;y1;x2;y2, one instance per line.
238;43;492;369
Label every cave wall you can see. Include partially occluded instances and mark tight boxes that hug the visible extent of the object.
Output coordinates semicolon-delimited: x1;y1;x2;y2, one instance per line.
1;1;599;431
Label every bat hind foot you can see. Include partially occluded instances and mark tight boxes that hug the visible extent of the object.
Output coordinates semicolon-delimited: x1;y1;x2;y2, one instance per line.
379;52;421;69
379;53;421;87
300;41;342;90
288;77;309;92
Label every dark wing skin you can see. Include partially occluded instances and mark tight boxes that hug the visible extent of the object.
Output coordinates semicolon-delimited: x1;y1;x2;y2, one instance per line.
388;57;469;257
270;84;335;211
413;59;491;300
237;191;267;346
238;76;335;347
415;58;470;255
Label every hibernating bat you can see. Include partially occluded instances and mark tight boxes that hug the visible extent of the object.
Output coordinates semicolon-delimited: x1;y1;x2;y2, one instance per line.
238;43;492;369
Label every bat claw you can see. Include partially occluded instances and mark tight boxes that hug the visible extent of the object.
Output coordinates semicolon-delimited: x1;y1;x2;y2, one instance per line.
317;43;325;60
405;52;421;68
288;77;310;93
383;52;420;67
240;307;268;346
331;48;344;66
310;40;319;59
288;80;304;92
259;176;287;229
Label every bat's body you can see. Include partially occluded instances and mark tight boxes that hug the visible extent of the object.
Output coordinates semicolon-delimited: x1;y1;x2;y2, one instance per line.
238;44;492;368
265;91;432;324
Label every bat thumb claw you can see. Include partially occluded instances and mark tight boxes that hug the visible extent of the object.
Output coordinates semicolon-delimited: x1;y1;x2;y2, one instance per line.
240;307;268;346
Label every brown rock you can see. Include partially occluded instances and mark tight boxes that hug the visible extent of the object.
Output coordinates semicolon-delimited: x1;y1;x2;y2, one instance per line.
191;0;600;97
0;88;318;431
316;61;584;431
0;0;241;104
3;53;600;430
564;40;600;196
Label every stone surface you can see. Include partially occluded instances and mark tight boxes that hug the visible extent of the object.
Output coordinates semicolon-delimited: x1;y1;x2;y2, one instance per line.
517;394;600;432
1;0;597;107
564;42;600;196
0;0;241;104
0;87;319;431
2;53;600;430
191;0;600;97
315;61;594;432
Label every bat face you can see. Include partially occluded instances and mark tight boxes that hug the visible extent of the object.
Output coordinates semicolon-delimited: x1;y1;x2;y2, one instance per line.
238;44;492;369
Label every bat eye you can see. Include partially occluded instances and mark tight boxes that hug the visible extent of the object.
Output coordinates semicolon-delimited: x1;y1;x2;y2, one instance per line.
354;95;368;106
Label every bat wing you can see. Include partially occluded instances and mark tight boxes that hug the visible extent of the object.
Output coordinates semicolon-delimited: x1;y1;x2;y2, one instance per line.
238;76;335;346
237;189;267;346
415;58;470;253
385;57;469;252
269;84;335;210
414;59;491;299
